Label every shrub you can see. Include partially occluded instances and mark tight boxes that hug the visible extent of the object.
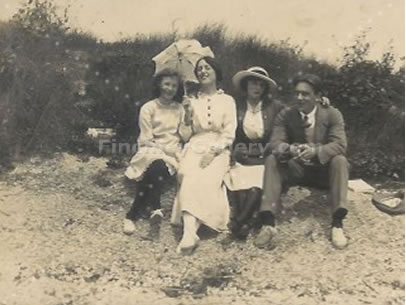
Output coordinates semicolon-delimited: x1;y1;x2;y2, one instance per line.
0;1;403;180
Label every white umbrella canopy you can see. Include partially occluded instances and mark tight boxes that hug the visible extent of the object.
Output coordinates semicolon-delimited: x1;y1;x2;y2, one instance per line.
152;39;214;83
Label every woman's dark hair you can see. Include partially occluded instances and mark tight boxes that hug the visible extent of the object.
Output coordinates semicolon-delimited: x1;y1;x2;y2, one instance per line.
293;73;322;94
240;76;270;99
152;68;184;102
194;56;223;82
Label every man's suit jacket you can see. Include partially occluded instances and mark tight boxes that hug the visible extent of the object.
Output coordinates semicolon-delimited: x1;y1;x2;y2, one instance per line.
270;104;347;164
233;98;284;165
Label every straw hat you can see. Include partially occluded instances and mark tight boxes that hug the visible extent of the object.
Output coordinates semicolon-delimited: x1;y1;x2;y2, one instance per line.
232;66;277;91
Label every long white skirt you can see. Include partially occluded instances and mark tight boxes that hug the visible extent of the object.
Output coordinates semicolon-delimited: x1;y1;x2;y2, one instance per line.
224;162;264;191
171;133;231;231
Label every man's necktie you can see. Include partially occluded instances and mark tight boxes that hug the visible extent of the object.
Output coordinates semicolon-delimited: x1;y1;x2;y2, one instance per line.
302;115;311;128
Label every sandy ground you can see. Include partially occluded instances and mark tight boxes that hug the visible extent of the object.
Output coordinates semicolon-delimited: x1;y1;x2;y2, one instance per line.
0;153;404;305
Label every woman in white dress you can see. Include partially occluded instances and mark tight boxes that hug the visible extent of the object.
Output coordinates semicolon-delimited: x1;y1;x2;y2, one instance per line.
171;57;237;254
123;68;190;238
223;67;283;241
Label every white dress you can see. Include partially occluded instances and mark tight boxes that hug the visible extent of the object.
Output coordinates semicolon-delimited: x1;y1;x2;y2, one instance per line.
171;90;237;231
224;101;265;191
125;99;189;181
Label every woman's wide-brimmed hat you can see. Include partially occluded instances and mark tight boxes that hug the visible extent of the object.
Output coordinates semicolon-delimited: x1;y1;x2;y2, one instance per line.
232;66;277;91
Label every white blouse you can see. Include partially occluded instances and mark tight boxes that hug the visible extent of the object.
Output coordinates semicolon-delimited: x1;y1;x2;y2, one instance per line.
243;100;264;140
125;99;187;180
182;90;237;152
138;99;188;153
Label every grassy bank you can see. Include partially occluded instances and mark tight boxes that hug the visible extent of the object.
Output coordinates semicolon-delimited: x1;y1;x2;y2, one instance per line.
0;0;404;179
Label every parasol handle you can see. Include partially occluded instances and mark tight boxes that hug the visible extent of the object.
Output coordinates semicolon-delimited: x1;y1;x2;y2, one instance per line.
182;90;193;126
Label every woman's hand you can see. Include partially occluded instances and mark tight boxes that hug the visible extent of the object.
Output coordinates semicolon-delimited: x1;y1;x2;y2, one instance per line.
319;96;330;107
200;152;216;169
182;97;193;125
175;151;183;162
163;144;179;158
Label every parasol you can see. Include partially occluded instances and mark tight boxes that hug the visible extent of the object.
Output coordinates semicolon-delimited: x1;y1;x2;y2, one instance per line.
152;39;214;86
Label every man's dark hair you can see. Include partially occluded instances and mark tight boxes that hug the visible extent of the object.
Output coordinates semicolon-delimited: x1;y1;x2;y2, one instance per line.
293;73;322;94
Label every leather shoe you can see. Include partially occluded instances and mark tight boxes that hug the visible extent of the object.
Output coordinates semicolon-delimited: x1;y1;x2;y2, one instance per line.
254;225;277;248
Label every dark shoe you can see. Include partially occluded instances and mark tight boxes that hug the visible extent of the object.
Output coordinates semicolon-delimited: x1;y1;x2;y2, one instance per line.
236;224;251;240
140;206;152;219
254;226;278;248
219;233;235;246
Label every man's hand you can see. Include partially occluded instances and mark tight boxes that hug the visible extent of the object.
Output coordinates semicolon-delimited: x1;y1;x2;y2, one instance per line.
297;144;317;161
289;143;301;158
200;152;216;169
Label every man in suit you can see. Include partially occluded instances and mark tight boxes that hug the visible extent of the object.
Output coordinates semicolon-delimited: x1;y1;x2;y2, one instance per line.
254;73;349;249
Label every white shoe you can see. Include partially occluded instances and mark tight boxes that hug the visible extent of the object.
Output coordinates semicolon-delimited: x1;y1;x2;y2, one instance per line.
331;227;348;249
123;219;136;235
176;234;199;255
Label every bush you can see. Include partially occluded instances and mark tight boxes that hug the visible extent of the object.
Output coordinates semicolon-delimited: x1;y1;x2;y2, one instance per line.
0;1;403;180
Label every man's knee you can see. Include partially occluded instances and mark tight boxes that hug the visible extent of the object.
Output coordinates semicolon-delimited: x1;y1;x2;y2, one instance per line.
265;154;278;168
330;155;348;171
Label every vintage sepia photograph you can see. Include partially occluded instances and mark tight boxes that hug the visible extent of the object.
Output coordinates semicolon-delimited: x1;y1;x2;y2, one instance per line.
0;0;404;304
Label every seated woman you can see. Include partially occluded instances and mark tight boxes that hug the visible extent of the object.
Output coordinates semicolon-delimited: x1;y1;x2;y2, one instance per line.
171;57;237;254
224;66;283;241
123;68;190;238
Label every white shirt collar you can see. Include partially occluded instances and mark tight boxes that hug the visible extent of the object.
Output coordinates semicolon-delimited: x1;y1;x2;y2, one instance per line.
300;105;317;120
156;98;177;108
246;100;262;113
197;89;224;98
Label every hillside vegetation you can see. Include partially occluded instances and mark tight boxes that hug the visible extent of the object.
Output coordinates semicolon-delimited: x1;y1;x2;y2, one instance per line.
0;0;404;179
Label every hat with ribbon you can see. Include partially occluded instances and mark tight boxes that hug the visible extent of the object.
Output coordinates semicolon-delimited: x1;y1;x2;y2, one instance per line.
232;66;277;91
